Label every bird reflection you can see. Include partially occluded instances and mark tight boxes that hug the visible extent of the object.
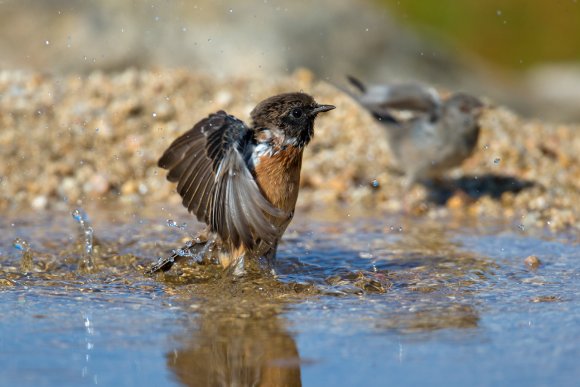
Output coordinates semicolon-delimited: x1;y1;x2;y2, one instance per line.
166;295;302;387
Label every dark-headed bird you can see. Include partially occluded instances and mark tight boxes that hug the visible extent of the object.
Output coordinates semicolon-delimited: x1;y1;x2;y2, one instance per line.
148;93;334;275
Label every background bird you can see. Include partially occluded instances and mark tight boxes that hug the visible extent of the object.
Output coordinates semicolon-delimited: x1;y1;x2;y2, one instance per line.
148;92;334;275
343;76;484;188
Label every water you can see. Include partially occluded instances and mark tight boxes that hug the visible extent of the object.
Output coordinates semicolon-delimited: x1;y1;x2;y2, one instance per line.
0;205;578;386
71;208;95;270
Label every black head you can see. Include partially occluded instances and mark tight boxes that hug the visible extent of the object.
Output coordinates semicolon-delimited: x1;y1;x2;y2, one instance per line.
250;92;335;147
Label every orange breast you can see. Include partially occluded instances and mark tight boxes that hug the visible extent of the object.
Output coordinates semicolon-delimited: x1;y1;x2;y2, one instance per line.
253;146;304;216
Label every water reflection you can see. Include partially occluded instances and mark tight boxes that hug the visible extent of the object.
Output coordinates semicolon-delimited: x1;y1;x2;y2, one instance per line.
377;304;479;334
167;295;302;387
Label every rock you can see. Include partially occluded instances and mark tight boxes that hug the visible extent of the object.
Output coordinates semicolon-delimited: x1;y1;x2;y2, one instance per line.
524;255;541;269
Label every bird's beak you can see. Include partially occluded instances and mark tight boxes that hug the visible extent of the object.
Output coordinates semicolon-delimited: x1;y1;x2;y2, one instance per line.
311;104;336;115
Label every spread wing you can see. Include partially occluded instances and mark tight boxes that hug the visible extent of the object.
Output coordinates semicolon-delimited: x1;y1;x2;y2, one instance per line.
345;76;442;123
158;111;285;250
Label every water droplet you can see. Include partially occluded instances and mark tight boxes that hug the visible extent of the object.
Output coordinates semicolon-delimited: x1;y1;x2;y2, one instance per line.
496;9;502;16
71;208;94;269
517;224;525;231
166;219;178;228
483;144;489;150
45;40;50;46
13;238;30;252
371;179;380;188
152;112;157;118
229;8;233;13
13;238;33;272
493;158;501;165
72;208;84;222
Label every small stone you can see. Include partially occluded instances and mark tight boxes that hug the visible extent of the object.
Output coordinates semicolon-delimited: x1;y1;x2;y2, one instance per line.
152;101;175;121
524;255;541;269
214;90;232;106
84;173;110;196
447;190;473;209
121;180;138;195
531;295;560;303
31;195;48;210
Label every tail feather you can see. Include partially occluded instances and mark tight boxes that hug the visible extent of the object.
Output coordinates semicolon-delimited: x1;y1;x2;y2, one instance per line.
346;75;367;92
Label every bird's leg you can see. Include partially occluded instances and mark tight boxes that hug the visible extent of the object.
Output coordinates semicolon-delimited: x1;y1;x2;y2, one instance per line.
262;241;279;276
221;245;246;277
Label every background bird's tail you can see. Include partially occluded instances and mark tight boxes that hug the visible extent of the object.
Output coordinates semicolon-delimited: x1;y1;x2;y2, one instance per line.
346;75;367;92
333;75;400;126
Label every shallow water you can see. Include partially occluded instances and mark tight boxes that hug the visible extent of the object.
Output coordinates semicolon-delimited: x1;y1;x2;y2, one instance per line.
0;205;579;386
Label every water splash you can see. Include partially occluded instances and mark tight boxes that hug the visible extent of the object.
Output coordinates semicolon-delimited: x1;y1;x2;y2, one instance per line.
72;208;94;270
166;219;187;231
149;236;216;274
13;238;33;272
172;237;215;260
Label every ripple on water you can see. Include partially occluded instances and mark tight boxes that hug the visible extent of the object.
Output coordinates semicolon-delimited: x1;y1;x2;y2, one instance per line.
0;206;579;386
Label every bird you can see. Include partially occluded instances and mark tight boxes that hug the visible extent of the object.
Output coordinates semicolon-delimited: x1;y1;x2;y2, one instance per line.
147;92;335;275
343;76;484;188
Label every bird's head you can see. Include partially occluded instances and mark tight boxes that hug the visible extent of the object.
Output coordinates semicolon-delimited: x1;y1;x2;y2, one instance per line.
251;92;335;148
444;93;485;130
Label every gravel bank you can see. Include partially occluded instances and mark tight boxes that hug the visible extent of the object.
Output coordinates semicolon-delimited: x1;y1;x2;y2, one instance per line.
1;68;579;231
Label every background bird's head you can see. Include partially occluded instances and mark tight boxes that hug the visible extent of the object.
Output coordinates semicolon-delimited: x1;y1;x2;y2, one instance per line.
251;92;335;148
444;93;485;131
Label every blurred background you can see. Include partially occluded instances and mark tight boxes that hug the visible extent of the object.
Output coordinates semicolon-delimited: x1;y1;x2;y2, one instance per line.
1;0;579;121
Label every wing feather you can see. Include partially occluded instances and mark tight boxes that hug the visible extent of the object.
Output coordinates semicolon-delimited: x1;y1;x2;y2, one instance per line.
158;111;286;250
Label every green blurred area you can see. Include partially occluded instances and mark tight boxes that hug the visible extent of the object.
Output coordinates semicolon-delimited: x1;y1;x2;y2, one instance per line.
380;0;580;69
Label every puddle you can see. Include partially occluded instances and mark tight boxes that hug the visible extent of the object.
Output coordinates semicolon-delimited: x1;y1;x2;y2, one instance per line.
0;205;579;386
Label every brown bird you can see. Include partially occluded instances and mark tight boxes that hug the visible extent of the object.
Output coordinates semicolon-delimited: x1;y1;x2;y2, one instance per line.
148;92;334;275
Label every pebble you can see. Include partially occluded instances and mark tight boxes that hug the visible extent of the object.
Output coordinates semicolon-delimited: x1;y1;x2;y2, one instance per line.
31;195;48;210
524;255;541;269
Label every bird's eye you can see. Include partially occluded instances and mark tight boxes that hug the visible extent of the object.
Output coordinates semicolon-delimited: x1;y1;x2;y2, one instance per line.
291;108;303;118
